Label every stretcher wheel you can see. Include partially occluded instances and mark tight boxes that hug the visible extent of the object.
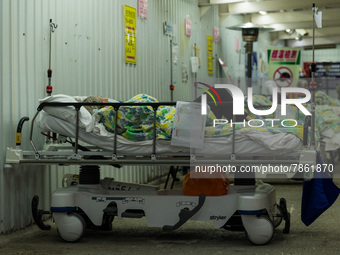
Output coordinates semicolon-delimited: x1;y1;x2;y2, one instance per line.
55;213;86;242
280;198;290;234
273;204;283;228
244;215;274;245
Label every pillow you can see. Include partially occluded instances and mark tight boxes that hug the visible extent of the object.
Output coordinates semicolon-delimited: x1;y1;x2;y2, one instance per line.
39;94;94;132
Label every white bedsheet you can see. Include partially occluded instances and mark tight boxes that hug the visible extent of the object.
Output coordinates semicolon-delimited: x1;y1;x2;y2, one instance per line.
321;128;340;151
36;111;302;156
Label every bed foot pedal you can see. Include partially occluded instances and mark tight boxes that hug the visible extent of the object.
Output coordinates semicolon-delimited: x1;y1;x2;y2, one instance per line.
31;195;51;230
162;193;206;232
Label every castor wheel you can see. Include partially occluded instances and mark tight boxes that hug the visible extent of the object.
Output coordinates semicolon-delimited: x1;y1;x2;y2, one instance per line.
273;204;283;228
280;198;290;234
242;214;274;245
54;212;86;242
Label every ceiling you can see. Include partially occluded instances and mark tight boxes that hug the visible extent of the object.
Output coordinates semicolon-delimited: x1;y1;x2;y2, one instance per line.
198;0;340;48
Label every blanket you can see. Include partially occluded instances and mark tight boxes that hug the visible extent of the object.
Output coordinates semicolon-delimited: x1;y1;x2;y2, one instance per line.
92;94;305;142
315;91;340;106
93;94;217;141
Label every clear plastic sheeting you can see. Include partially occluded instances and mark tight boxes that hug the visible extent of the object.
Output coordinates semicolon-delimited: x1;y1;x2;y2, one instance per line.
171;102;206;148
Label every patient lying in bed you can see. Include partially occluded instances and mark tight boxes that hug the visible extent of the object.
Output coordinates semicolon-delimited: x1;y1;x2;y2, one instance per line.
36;93;305;154
39;93;306;144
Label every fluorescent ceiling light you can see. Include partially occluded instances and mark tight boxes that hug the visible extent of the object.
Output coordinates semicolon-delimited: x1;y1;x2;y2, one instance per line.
295;34;303;41
296;29;308;36
285;29;295;34
259;11;267;15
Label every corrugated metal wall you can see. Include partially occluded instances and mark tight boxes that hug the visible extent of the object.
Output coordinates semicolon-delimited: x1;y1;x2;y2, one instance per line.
219;14;244;85
0;0;220;233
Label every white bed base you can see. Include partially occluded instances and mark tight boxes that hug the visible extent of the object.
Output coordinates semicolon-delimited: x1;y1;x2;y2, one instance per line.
47;181;287;245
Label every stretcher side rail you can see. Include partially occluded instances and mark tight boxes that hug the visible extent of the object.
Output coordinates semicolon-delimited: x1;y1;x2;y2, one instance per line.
6;101;315;167
31;101;176;160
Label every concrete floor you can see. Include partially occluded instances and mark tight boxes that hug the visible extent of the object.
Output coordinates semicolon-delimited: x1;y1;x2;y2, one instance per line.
1;177;340;255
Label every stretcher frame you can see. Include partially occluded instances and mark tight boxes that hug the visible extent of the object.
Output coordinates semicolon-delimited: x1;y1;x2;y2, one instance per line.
6;100;318;245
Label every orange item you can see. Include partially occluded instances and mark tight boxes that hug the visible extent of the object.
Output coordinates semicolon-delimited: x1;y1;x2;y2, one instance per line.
182;171;229;196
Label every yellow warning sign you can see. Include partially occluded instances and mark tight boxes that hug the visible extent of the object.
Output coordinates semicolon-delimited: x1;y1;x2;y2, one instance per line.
125;35;137;64
124;5;136;35
207;35;213;75
124;5;137;64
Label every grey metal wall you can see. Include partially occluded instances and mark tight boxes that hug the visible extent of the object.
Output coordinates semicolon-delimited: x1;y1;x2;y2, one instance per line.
219;14;244;84
0;0;220;233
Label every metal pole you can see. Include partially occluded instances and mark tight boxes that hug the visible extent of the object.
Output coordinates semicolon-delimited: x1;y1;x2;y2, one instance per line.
47;19;57;96
312;6;315;64
232;115;236;157
49;20;52;70
310;3;317;148
245;41;253;87
238;49;241;87
170;39;174;102
113;107;118;158
152;107;157;155
29;112;40;155
194;43;197;99
74;108;80;154
215;54;219;78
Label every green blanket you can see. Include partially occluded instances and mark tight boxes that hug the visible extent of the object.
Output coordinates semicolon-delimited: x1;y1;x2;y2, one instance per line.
93;94;306;141
315;91;340;106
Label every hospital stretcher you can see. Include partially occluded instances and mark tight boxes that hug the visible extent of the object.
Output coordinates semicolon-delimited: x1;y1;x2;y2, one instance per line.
254;91;340;166
5;99;318;245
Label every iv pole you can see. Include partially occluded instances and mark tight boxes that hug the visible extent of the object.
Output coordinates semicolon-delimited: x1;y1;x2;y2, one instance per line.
194;43;197;100
169;39;177;102
310;4;318;149
46;19;58;143
46;19;58;96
